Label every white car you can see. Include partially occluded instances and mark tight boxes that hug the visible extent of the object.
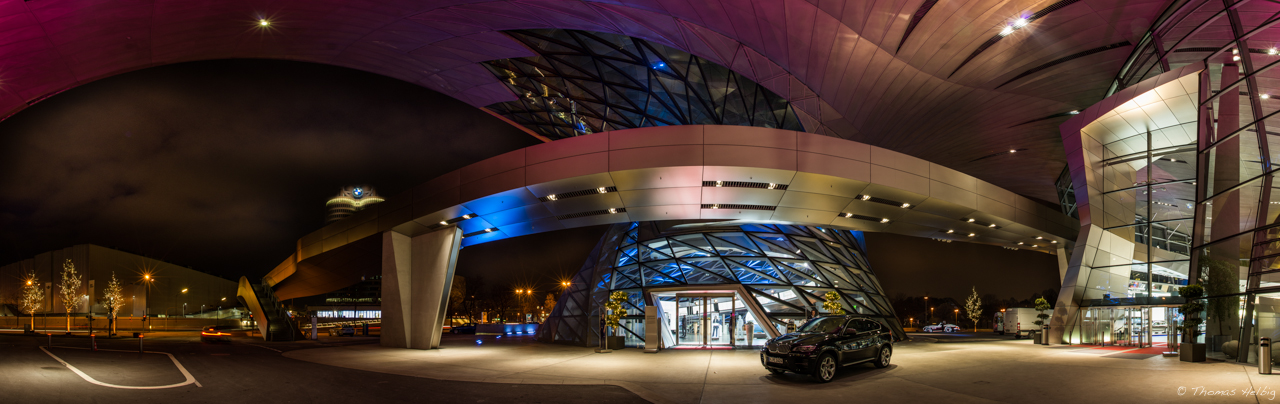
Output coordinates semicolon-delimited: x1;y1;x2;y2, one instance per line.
922;323;961;332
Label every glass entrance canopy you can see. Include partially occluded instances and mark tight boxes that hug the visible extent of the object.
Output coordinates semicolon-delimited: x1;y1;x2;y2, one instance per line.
537;222;905;348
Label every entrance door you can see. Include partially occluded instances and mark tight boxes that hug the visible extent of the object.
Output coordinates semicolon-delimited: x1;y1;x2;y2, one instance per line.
670;293;736;347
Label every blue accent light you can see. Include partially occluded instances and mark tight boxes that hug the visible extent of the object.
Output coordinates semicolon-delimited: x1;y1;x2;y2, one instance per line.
476;339;482;344
652;62;665;69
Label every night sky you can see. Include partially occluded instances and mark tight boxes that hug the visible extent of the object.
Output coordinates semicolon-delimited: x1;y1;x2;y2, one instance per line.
0;58;1064;302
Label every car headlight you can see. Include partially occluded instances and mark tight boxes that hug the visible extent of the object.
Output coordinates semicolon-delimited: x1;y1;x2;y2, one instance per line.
793;345;817;353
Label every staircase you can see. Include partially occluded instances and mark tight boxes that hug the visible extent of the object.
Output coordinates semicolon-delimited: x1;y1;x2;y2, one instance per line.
237;276;303;341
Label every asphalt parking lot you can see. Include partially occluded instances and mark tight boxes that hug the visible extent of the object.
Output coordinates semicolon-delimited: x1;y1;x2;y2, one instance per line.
0;332;646;404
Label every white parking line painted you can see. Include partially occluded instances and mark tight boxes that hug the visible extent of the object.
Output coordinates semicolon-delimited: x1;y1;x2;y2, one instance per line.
40;346;201;389
245;344;283;353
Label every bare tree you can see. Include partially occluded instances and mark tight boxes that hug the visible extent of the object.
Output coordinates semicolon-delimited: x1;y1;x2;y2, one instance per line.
20;274;44;331
964;287;983;331
58;259;83;333
100;272;124;336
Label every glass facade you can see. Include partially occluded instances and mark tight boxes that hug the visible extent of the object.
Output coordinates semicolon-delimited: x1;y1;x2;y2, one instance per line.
483;30;804;140
537;222;903;348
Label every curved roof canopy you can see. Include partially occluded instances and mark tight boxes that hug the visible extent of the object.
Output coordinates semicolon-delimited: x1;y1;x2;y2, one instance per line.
0;0;1172;201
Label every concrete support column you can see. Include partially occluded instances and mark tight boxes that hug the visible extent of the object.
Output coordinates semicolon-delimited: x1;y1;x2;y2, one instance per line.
381;226;462;349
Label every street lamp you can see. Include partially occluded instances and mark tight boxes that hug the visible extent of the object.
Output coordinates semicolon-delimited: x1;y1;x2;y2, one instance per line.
924;296;930;324
954;309;959;324
142;274;153;329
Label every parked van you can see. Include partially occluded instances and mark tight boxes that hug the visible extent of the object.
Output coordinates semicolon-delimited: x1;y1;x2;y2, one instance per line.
993;308;1041;339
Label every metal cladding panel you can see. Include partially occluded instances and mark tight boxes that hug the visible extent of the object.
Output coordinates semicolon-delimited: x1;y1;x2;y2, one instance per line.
703;125;795;149
926;180;978;210
524;172;616;197
868;165;930;197
541;193;625;215
607;125;704;149
787;172;870;197
525;133;609;165
699;208;776;221
558;212;632;228
778;190;852;212
625;204;701;221
498;216;564;237
378;206;415;233
610;167;703;190
869;146;930;178
796;132;869;160
608;145;704;171
412;171;461;200
412;188;461;218
704;145;797;171
410;205;471;228
829;216;890;232
796;151;870;181
770;206;839;224
481;203;555;227
618;187;703;207
524;152;610;185
460;187;540;216
701;187;785;206
700;166;796;184
459;168;526;201
860;183;929;206
912;197;977;221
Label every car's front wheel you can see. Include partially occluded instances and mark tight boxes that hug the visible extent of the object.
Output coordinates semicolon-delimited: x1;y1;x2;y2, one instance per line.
811;353;838;383
873;345;892;368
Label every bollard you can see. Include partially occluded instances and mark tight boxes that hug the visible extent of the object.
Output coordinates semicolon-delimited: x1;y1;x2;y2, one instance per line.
91;333;96;351
1262;338;1272;375
47;333;52;348
138;334;144;353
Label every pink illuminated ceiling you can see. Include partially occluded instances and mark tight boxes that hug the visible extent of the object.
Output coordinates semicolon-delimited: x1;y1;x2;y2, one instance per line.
0;0;1169;202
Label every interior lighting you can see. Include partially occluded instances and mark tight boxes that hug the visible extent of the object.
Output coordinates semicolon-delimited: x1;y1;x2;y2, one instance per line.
967;218;975;223
860;195;871;201
946;230;954;234
485;228;493;232
546;194;558;201
1051;240;1058;244
988;223;997;228
181;288;188;293
439;221;448;225
711;204;719;209
258;19;270;27
608;208;617;214
652;62;666;69
1234;55;1241;61
968;233;976;237
1009;149;1017;153
999;26;1015;37
462;214;472;219
1270;48;1279;55
844;213;853;218
1233;48;1240;55
1264;94;1272;100
880;218;890;223
767;183;777;190
715;181;723;187
597;187;607;194
1017;242;1024;245
901;203;911;208
1035;236;1043;240
1032;245;1039;248
1069;110;1079;115
1013;18;1029;28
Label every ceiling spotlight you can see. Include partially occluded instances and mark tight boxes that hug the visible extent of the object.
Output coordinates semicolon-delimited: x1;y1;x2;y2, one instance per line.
1013;18;1029;28
968;233;976;237
901;203;911;208
1233;48;1240;55
485;228;493;232
547;194;557;201
844;213;853;218
880;218;890;223
1270;48;1279;55
715;181;723;187
1264;94;1272;100
999;26;1015;37
597;187;607;194
967;218;975;223
1017;242;1024;245
712;204;719;209
988;223;997;228
439;221;448;225
1035;236;1043;240
608;208;617;214
1009;149;1017;153
860;195;871;201
258;19;270;27
1069;110;1079;115
462;214;472;219
767;183;777;190
1051;240;1058;244
1032;245;1039;248
946;230;954;234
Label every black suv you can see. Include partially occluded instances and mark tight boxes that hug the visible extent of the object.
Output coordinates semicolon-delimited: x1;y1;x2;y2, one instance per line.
760;315;893;382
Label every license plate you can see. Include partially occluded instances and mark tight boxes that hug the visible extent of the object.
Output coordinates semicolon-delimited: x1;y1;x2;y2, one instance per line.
767;356;784;364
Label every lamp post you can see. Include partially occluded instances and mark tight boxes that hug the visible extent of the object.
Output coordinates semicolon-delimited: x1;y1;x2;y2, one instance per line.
142;274;152;330
954;309;959;325
924;296;930;324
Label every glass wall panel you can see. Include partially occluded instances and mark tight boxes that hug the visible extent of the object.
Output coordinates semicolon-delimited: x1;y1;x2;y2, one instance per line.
1201;175;1265;244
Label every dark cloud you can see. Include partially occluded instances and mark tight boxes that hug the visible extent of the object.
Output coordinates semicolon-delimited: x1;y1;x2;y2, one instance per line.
0;59;538;279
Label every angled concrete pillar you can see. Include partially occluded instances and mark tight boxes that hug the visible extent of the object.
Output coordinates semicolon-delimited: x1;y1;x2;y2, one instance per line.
381;226;462;349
